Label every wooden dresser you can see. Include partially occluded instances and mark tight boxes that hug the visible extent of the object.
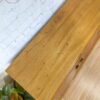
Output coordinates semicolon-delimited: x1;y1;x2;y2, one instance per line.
7;0;100;100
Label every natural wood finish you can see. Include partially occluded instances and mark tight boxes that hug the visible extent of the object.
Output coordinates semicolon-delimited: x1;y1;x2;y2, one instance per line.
7;0;100;100
62;38;100;100
54;32;100;100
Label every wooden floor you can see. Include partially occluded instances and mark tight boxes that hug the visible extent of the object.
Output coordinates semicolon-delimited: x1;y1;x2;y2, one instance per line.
7;0;100;100
62;39;100;100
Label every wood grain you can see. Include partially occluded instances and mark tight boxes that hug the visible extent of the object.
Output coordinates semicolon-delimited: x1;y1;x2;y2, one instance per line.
54;32;100;100
62;38;100;100
7;0;100;100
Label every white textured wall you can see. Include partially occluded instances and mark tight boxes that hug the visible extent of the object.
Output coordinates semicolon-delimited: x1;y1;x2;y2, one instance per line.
0;0;65;87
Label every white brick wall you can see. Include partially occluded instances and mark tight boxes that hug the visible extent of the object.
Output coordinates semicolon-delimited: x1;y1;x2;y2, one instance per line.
0;0;66;86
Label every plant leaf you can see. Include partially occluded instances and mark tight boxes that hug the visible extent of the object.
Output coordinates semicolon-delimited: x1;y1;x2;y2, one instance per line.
2;83;11;96
0;90;2;98
10;88;18;94
10;93;19;100
14;82;25;94
18;95;23;100
1;95;9;100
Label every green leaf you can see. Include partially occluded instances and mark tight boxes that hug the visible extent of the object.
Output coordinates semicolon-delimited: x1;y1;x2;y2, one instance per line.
14;82;25;94
1;95;9;100
10;88;18;94
0;90;2;98
2;83;11;96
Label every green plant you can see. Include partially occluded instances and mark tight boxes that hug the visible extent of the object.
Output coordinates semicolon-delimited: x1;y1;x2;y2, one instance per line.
0;81;35;100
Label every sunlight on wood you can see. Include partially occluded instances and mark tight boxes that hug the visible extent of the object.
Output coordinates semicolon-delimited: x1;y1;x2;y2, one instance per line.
62;39;100;100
